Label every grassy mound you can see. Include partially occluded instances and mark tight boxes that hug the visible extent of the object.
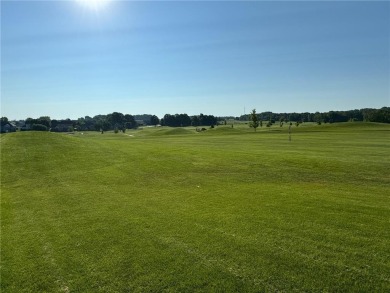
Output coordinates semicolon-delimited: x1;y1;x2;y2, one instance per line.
163;127;194;135
207;126;242;134
145;127;195;136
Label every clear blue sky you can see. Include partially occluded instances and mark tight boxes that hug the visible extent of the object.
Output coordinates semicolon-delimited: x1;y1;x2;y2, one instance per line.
1;0;389;120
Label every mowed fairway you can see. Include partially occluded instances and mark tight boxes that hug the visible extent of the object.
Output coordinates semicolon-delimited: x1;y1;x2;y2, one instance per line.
1;123;389;292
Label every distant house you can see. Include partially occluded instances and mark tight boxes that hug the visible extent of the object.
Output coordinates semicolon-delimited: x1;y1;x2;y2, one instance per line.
21;123;32;131
0;122;17;133
11;120;25;129
135;120;145;126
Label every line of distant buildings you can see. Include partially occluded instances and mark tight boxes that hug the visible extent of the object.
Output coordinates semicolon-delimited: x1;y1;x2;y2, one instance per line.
0;119;77;133
1;120;49;133
0;121;17;133
0;119;148;133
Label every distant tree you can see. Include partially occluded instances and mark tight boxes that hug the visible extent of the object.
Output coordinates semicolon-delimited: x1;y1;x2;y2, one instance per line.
1;117;9;126
191;114;217;127
363;107;390;123
347;109;363;121
314;112;322;124
102;120;111;131
191;116;201;127
289;113;301;122
178;114;191;127
93;115;107;131
162;113;191;127
77;118;86;131
269;115;275;124
25;118;34;126
84;116;95;130
124;114;137;129
249;109;259;131
108;112;125;129
51;119;59;128
32;124;48;131
202;114;217;126
150;115;160;126
376;107;390;123
162;114;173;126
75;116;94;131
37;116;51;128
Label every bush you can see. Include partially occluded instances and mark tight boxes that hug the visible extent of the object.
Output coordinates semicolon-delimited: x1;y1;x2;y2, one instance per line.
32;124;48;131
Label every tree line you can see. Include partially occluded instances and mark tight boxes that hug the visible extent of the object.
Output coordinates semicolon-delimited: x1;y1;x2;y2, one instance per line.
5;112;218;132
2;107;389;132
239;107;390;124
161;113;217;127
21;113;145;132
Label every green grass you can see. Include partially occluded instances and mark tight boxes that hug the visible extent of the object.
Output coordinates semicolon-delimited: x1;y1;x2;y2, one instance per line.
1;122;389;292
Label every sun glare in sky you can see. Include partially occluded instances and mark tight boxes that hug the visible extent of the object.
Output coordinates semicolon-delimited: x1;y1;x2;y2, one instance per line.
76;0;111;11
2;1;389;119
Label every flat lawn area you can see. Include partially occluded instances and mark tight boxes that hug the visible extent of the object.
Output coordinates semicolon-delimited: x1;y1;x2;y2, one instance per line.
1;122;389;292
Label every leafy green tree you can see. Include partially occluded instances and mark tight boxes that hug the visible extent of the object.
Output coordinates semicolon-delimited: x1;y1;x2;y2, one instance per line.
314;112;322;124
1;117;9;126
32;124;48;131
84;116;95;130
178;114;191;127
162;113;191;127
191;116;200;127
124;114;137;129
77;118;86;131
38;116;51;128
249;109;259;131
363;107;390;123
150;115;159;126
108;112;125;129
102;120;111;131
